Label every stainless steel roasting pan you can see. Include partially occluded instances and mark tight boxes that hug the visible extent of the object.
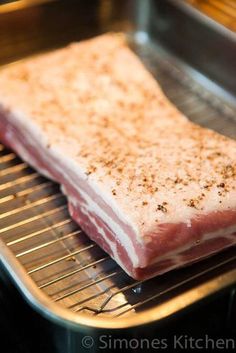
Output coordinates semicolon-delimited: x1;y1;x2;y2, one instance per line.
0;0;236;352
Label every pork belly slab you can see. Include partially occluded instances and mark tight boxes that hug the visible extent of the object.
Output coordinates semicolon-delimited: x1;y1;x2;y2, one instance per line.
0;34;235;279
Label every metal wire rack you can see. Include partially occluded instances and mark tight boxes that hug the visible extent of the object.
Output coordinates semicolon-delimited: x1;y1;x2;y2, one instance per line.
187;0;236;31
0;40;236;319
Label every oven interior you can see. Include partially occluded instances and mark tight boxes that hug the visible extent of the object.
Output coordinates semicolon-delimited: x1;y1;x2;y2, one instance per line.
0;0;235;352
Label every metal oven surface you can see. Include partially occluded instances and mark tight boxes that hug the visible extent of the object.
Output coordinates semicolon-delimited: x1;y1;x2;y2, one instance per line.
186;0;236;32
0;0;236;331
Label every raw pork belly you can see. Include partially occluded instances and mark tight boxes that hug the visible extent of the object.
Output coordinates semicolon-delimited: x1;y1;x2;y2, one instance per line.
0;34;235;280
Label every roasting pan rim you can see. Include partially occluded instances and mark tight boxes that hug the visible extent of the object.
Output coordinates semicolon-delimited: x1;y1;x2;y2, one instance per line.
1;237;236;330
